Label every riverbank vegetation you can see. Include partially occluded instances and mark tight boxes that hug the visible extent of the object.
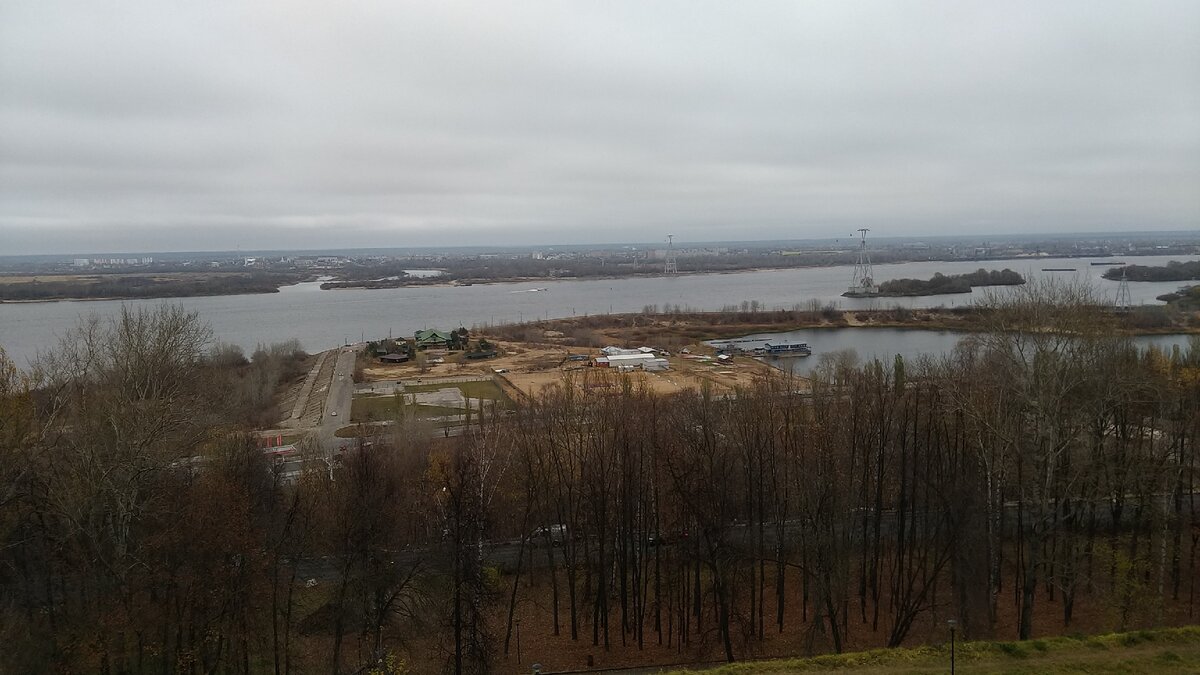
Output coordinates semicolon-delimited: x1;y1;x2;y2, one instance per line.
1105;260;1200;282
0;271;305;302
2;282;1200;673
876;268;1024;296
671;626;1200;674
318;250;948;290
1160;286;1200;311
482;300;1200;352
210;338;313;427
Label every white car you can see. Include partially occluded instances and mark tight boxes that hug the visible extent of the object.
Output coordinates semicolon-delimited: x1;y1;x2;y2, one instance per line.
330;411;338;416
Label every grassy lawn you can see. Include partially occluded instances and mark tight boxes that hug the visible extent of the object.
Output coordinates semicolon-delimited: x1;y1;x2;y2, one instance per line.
668;627;1200;674
351;395;406;422
351;395;478;422
403;379;509;401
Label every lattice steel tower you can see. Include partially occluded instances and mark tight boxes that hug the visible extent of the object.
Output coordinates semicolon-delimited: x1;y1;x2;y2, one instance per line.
845;228;879;296
664;234;678;274
1115;268;1132;312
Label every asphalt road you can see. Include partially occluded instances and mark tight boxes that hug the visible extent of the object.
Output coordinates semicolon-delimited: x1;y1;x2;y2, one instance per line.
319;345;358;448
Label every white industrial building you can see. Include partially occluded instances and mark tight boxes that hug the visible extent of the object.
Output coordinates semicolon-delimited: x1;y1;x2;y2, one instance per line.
593;352;670;372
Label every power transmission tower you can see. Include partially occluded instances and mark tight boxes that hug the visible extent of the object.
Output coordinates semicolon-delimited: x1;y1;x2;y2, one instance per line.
845;228;879;296
1115;268;1132;312
664;234;678;274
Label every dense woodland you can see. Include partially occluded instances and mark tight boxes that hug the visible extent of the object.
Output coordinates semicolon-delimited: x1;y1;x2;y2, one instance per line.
2;281;1200;673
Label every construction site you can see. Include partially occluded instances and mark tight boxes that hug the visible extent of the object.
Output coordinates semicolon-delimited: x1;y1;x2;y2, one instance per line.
355;329;785;406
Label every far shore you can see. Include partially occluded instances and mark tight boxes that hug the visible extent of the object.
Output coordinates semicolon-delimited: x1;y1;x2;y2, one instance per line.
0;285;292;305
3;252;1194;304
485;308;1200;343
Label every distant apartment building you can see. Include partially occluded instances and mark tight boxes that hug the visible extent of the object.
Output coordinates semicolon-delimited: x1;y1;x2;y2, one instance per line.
88;257;149;266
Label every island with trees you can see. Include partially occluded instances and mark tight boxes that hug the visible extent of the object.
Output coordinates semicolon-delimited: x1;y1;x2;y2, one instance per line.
1105;260;1200;282
875;267;1025;296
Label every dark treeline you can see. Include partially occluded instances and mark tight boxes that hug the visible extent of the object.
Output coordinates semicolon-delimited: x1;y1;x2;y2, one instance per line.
2;282;1200;673
0;272;301;301
321;250;948;289
1106;260;1200;282
877;268;1025;296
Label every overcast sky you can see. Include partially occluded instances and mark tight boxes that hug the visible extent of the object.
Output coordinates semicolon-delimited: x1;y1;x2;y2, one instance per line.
2;1;1198;254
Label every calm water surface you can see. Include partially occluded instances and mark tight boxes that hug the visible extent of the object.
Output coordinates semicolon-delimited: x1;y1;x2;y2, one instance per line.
1;254;1195;367
730;328;1199;376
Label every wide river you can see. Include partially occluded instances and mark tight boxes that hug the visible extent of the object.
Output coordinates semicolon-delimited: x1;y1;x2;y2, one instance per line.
731;328;1198;376
2;254;1196;367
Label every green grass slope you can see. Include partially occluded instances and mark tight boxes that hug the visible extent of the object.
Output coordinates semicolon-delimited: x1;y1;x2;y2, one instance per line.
669;627;1200;675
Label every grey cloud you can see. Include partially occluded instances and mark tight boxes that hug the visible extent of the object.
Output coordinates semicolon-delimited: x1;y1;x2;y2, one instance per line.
1;1;1198;254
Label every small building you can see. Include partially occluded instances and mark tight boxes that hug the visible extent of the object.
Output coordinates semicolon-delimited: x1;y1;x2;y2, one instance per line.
601;346;644;356
414;329;454;350
595;352;655;368
642;358;670;372
379;353;410;364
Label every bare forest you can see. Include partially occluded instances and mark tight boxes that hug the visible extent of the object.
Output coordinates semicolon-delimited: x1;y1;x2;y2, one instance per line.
2;282;1200;673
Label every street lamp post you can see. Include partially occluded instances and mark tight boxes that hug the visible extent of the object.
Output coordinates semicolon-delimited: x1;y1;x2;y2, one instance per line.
948;618;958;674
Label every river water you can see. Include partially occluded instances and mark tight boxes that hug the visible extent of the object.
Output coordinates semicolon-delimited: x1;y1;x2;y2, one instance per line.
1;254;1195;368
727;328;1199;376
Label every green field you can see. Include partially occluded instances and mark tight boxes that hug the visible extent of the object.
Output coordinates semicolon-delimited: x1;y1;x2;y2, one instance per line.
668;627;1200;674
351;395;482;422
403;379;508;401
352;380;509;422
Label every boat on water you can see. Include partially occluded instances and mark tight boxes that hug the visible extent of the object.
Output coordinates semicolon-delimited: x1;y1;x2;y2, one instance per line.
1092;261;1125;266
756;341;813;357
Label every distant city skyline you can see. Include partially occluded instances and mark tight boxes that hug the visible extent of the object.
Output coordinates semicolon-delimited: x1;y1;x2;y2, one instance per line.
2;229;1197;262
3;1;1198;255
